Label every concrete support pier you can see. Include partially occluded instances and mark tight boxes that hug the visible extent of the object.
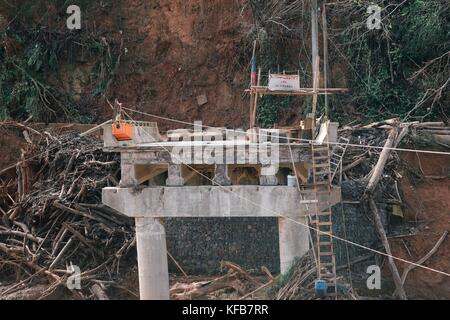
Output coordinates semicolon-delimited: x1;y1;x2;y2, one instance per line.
278;217;310;274
135;217;170;300
101;121;341;299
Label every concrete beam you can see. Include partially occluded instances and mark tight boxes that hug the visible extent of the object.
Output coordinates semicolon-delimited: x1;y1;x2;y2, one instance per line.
103;122;162;148
103;186;341;218
107;145;312;165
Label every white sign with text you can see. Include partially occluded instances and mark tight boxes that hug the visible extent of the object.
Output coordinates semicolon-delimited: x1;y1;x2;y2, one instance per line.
268;74;300;92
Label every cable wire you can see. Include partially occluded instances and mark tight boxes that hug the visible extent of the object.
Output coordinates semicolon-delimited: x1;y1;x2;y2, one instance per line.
120;109;450;278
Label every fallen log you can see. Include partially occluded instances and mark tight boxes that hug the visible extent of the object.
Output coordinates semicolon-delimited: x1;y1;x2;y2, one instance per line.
411;122;446;128
363;122;408;300
363;118;400;129
221;261;262;286
365;127;399;195
369;199;407;300
432;134;450;146
171;273;240;300
421;129;450;135
342;156;366;173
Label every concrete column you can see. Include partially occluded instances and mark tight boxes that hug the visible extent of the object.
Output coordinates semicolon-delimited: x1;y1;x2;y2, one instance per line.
260;164;279;186
328;122;339;143
135;217;170;300
278;216;310;275
166;164;184;186
213;164;231;186
120;162;138;187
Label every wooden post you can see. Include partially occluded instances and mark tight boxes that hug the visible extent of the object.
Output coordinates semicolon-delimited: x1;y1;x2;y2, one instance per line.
322;3;330;114
249;40;257;128
311;0;319;82
250;95;255;129
311;0;320;117
312;59;320;116
251;67;262;128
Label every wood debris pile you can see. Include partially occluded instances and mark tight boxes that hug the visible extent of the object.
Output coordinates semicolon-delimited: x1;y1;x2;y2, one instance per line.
275;251;356;300
169;253;356;300
338;119;449;299
170;261;278;300
0;132;136;300
275;251;318;300
0;119;446;300
336;121;450;190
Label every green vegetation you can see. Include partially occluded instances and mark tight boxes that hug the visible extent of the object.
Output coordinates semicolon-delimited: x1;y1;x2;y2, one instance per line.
334;0;449;123
247;0;309;128
0;0;120;123
247;0;449;126
1;0;448;125
257;39;295;128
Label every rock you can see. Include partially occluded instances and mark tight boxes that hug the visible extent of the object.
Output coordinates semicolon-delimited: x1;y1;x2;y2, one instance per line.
196;94;208;106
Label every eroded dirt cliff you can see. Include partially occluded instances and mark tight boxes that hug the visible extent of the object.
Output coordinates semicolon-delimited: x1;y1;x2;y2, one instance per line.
108;0;253;130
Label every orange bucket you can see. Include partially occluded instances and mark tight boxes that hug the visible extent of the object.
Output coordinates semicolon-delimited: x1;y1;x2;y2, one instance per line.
112;122;134;141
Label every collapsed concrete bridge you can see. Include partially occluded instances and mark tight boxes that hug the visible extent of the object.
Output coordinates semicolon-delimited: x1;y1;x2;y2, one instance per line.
101;120;341;299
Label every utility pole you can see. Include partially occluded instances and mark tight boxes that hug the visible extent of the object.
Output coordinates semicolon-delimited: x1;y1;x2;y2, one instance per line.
311;0;320;116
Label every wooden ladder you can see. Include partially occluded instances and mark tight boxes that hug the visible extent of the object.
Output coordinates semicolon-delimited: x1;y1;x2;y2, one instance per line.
303;142;338;295
330;137;350;183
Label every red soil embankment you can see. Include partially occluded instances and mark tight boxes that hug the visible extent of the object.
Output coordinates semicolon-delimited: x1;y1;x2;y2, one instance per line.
392;151;450;299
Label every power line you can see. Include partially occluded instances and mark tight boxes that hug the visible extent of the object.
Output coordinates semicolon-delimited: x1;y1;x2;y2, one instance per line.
5;108;445;278
121;107;450;156
121;109;450;279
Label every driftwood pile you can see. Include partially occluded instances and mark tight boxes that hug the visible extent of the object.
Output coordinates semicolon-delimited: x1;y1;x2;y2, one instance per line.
278;119;449;301
340;119;449;300
169;252;357;300
170;261;278;300
275;251;322;300
0;119;447;300
0;132;136;300
275;251;357;300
